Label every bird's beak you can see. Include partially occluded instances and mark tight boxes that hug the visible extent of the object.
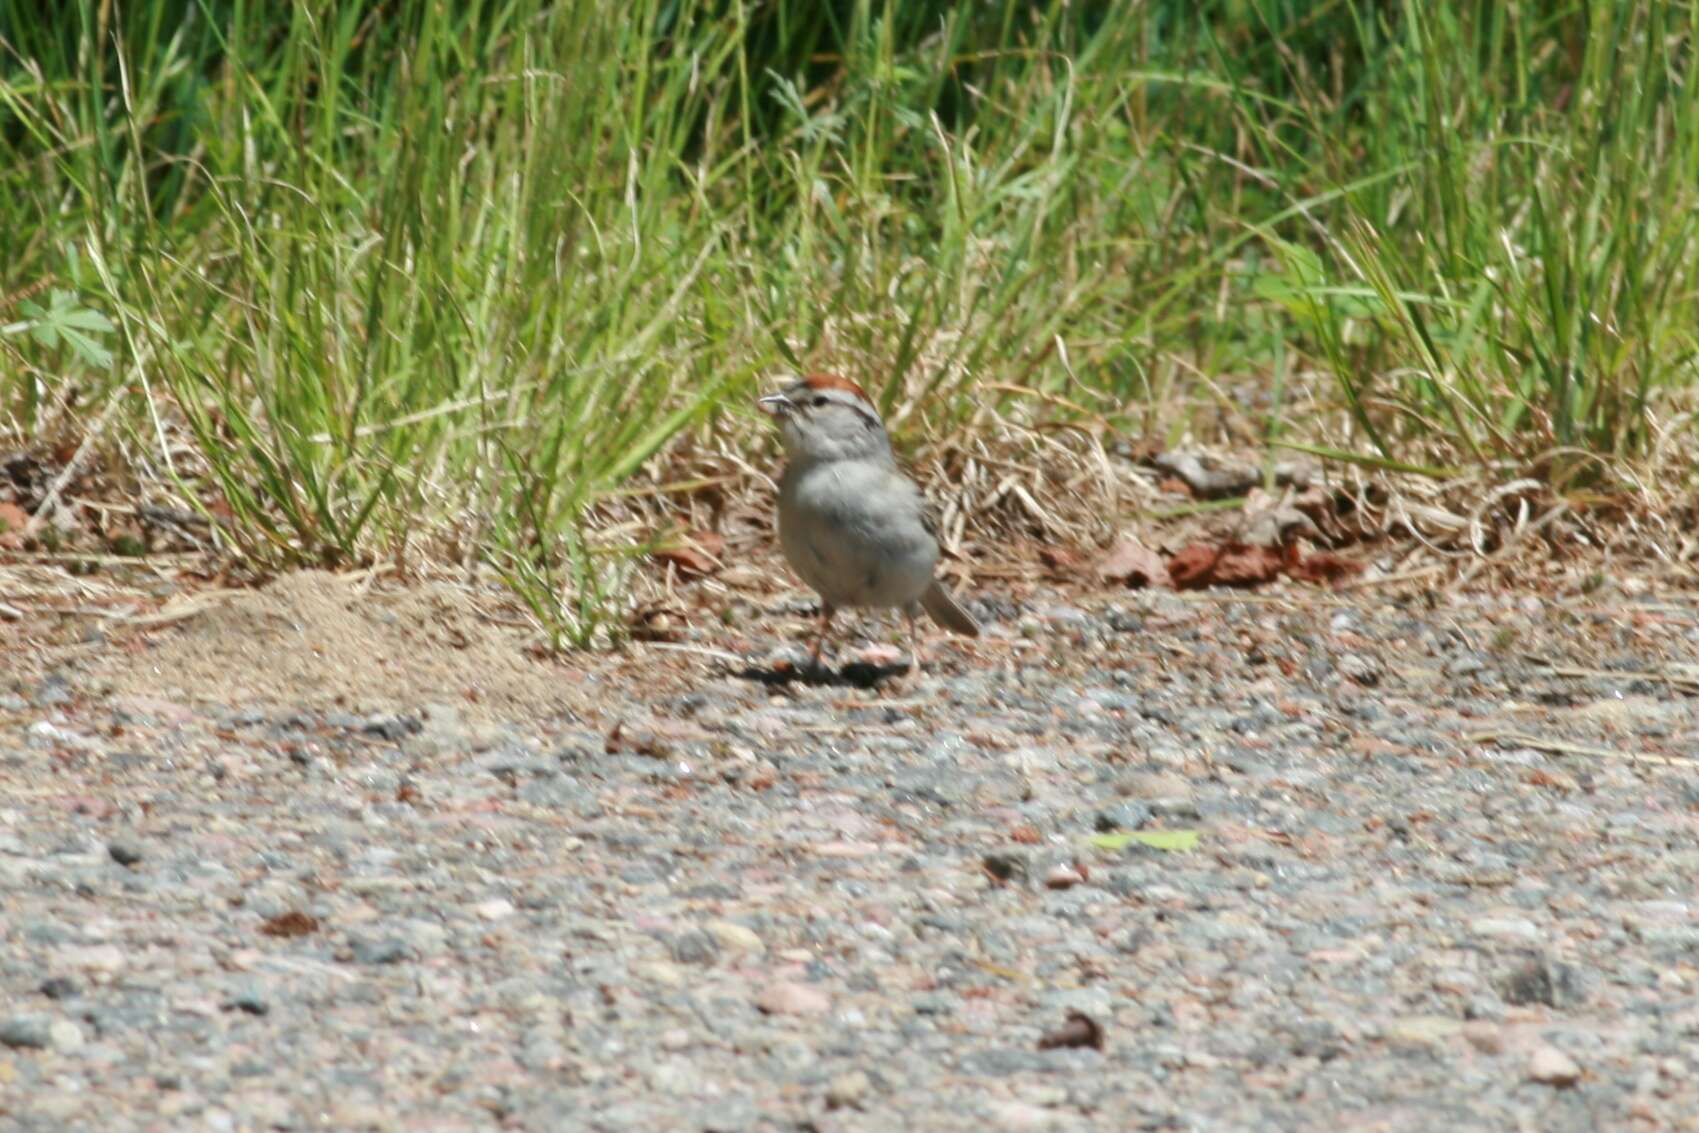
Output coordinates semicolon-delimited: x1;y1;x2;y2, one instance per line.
757;393;793;417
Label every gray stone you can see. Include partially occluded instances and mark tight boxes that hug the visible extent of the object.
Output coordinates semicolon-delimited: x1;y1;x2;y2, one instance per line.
669;929;719;965
348;936;411;965
107;838;144;867
0;1016;52;1049
225;982;270;1016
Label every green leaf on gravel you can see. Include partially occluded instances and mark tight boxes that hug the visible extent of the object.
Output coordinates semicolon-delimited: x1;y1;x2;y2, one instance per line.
1090;830;1201;853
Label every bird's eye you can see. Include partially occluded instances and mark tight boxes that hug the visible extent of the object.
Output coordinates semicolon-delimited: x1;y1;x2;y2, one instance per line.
811;396;828;408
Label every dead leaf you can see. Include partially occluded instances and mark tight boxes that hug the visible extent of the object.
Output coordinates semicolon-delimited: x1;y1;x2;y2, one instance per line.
0;501;27;548
1009;825;1042;845
1169;542;1283;589
1098;534;1171;588
1524;768;1577;792
1038;545;1083;575
1156;476;1193;497
1289;550;1364;584
259;911;320;938
1210;544;1285;586
1236;503;1321;549
651;528;725;577
1166;543;1221;589
1037;1010;1104;1051
1090;829;1200;852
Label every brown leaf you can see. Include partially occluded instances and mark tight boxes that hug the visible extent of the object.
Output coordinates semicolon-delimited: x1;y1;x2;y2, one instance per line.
1037;545;1083;575
1098;534;1171;588
1166;543;1221;589
259;911;320;938
1156;476;1193;497
1210;544;1285;586
1524;768;1577;792
1037;1010;1104;1051
1009;825;1042;845
1289;550;1365;585
1168;542;1283;589
651;529;725;577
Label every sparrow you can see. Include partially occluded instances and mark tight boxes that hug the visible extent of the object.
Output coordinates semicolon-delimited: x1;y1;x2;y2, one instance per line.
759;373;980;672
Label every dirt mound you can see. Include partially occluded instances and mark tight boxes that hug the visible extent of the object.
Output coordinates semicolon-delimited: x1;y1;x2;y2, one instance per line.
94;571;580;718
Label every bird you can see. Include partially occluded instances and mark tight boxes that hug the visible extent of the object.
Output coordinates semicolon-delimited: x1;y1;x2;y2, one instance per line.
758;373;980;673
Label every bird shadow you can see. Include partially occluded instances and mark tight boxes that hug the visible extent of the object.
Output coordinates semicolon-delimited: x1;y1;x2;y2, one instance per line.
735;659;910;690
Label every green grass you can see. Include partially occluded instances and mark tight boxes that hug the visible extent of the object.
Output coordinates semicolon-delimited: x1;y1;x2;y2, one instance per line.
3;1;1696;640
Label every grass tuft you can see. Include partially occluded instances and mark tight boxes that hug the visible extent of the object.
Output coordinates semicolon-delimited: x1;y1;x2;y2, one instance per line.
4;1;1696;633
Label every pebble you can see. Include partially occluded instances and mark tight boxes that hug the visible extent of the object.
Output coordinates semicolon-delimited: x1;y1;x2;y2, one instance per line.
754;981;831;1016
47;1019;84;1051
348;936;410;965
1339;653;1382;686
670;929;719;965
1528;1044;1582;1087
1462;1021;1505;1054
1093;803;1150;832
473;898;515;921
1384;1016;1463;1050
0;1016;51;1050
703;920;765;956
1043;864;1086;890
1470;917;1542;944
60;944;126;980
1497;955;1580;1007
634;961;686;988
825;1069;871;1110
225;982;270;1016
986;1100;1070;1130
107;838;145;866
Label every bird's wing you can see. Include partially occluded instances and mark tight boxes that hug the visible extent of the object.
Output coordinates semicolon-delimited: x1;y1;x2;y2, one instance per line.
910;473;950;551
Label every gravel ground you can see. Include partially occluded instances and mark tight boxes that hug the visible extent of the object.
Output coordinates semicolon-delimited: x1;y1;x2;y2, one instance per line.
4;580;1699;1131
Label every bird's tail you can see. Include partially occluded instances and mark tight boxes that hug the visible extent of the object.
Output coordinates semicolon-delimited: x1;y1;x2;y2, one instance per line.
919;579;980;636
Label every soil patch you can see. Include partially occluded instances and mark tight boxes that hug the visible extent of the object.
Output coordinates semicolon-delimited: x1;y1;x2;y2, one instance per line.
88;570;581;719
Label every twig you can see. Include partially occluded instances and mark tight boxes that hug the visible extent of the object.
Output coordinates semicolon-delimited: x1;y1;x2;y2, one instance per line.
1336;563;1448;590
1468;730;1699;769
3;603;141;619
1518;655;1699;694
22;397;120;538
116;589;244;629
254;955;358;984
1451;499;1570;590
639;641;748;666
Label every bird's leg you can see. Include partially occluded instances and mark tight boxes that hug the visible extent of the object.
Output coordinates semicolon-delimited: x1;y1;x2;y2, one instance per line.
905;605;924;677
808;602;836;671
